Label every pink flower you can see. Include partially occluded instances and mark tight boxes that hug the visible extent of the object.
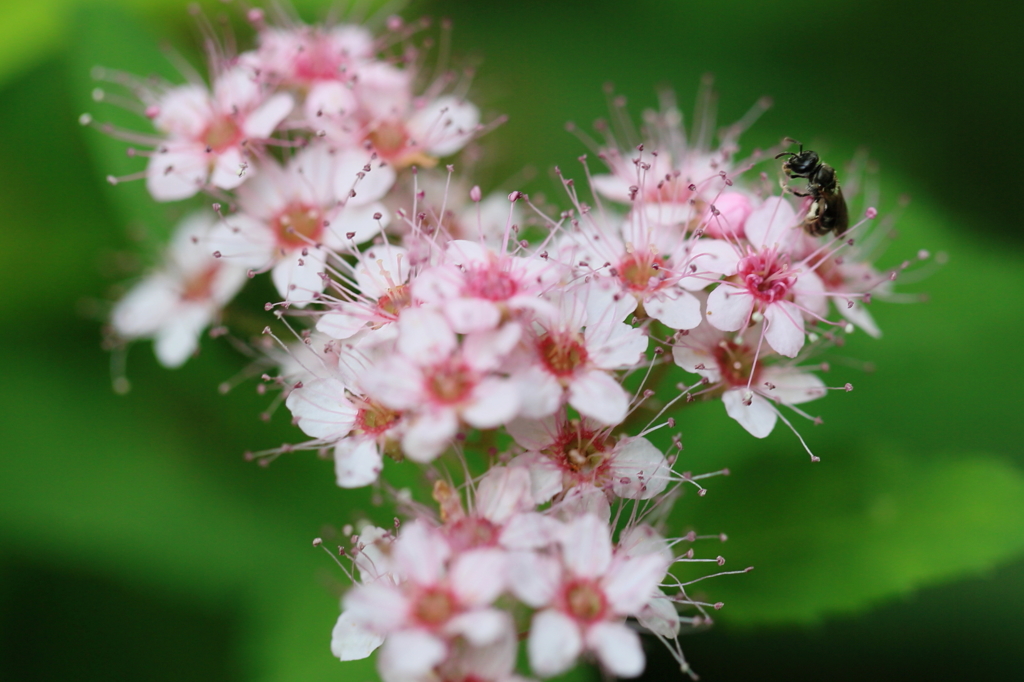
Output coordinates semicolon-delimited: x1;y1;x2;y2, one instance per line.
509;514;671;678
413;240;562;333
516;281;648;425
432;467;537;554
704;197;828;357
812;253;889;338
556;213;735;331
507;412;670;503
252;24;376;88
111;213;246;367
359;309;522;461
673;321;826;438
145;67;293;200
339;521;512;681
354;88;481;169
285;377;405;487
209;144;393;305
316;243;415;340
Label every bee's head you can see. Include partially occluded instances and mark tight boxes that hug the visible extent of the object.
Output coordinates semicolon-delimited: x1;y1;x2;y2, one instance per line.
776;149;820;178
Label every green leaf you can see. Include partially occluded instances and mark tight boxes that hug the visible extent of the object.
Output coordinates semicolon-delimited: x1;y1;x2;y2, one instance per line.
675;445;1024;625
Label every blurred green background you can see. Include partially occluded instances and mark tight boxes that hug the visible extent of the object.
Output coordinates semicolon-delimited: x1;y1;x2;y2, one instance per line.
2;0;1023;680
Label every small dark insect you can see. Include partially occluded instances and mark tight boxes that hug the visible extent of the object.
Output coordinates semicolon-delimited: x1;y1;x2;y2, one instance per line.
775;142;849;236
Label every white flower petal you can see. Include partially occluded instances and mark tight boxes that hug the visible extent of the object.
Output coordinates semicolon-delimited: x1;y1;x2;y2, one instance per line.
209;147;248;191
410;96;480;157
146;146;207;201
243;92;294;138
379;630;447;682
270;249;327;306
528;610;582;678
285;378;356;438
763;300;805;357
462;378;520;429
334;148;397;205
705;284;752;332
330;610;384;661
317;309;370;339
610;437;669;500
402;410;458;462
841;299;881;338
637;591;681;639
153;306;208;367
602;553;670;615
759;368;826;408
334;439;384;488
463;323;522;372
586;621;645;678
513;367;563;419
326;201;388;245
343;582;409;632
682;238;739;282
506;551;561;607
476;466;534;525
745;196;798;250
722;388;777;438
645;289;702;330
444;608;509;646
450;549;508;606
560;514;612;578
499;513;563;551
396;308;457;363
508;452;563;504
505;414;559;451
444;298;501;334
554;485;611;524
568;370;629;426
394;521;451;586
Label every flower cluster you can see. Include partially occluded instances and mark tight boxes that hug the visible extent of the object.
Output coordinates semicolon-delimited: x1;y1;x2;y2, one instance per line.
97;9;482;362
91;8;917;681
327;469;735;682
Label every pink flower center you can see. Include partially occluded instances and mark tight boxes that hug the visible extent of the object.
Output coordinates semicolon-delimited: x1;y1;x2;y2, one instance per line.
618;252;667;293
712;339;759;387
367;121;436;168
202;116;243;152
292;36;346;82
538;331;588;378
376;284;412;318
272;202;325;249
367;121;409;158
354;401;401;436
562;578;607;623
737;248;795;303
465;265;518;301
543;420;613;482
413;586;458;627
653;175;690;204
445;516;499;552
424;360;476;405
180;265;219;302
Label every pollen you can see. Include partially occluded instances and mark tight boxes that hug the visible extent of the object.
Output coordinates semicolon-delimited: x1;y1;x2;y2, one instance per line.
273;203;325;248
562;579;607;623
538;332;589;377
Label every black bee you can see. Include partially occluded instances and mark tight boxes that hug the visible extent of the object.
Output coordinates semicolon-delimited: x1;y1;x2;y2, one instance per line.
775;143;849;236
